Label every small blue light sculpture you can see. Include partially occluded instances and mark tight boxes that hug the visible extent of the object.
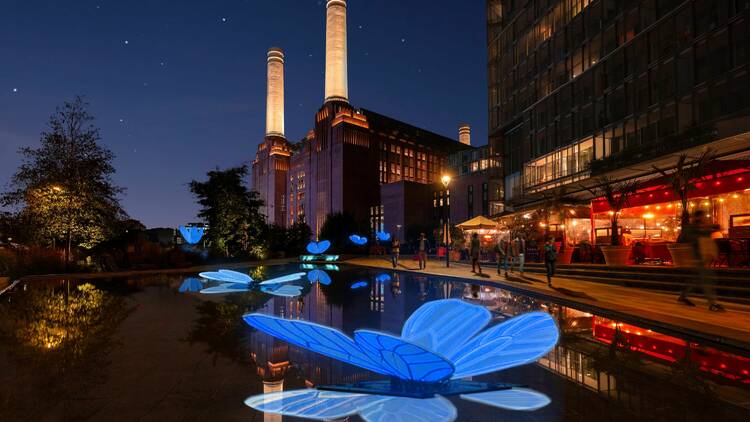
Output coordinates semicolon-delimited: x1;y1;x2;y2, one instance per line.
349;234;368;246
350;280;368;290
375;273;391;283
307;269;332;285
302;240;339;263
198;270;305;295
376;231;391;242
178;277;204;293
242;299;558;420
306;240;331;255
179;225;204;245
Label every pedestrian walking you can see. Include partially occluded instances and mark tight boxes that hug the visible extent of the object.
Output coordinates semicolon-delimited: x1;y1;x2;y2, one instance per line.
543;237;557;287
677;210;725;312
418;233;429;270
470;232;482;274
391;238;400;269
495;237;508;276
509;235;526;276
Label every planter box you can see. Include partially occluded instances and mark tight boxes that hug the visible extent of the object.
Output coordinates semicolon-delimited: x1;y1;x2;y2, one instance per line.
601;245;631;266
667;243;695;267
557;249;574;265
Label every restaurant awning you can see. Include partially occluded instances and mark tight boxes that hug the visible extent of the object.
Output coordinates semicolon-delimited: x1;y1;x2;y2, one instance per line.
456;216;499;230
591;160;750;213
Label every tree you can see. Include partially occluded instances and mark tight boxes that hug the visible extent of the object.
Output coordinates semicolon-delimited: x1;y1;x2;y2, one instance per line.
2;97;127;263
585;177;639;246
319;211;367;253
653;150;714;242
188;165;266;258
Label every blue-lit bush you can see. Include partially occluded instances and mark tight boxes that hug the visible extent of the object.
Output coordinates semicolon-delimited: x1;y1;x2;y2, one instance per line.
179;225;205;245
348;234;368;246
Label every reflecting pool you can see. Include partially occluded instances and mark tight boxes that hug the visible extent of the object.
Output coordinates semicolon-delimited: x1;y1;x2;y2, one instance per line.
1;264;748;421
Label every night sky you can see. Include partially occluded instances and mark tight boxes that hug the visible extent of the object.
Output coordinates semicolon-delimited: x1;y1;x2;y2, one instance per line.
0;0;487;228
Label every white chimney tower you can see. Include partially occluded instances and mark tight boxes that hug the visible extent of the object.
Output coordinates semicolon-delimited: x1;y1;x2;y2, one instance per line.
266;47;285;137
324;0;348;103
459;124;471;146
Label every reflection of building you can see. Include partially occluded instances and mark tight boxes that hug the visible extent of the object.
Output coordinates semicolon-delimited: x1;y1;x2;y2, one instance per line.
253;0;470;235
488;1;750;248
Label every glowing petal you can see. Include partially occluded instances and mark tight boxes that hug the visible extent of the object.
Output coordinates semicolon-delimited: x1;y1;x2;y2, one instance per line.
307;269;332;285
199;269;253;284
306;240;331;255
449;312;559;379
242;314;388;376
261;284;303;297
259;272;306;285
353;330;454;382
460;388;550;411
245;389;382;421
200;283;250;294
178;277;203;293
401;299;491;359
360;395;457;422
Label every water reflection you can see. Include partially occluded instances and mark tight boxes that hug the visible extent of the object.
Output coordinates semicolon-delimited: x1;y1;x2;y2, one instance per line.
0;265;748;421
0;282;130;420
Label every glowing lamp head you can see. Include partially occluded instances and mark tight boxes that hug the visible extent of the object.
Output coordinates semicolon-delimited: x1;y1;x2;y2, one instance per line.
441;175;451;188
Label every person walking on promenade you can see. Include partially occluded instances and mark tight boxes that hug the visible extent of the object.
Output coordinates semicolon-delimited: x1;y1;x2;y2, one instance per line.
677;210;725;312
418;233;429;270
470;232;482;274
391;238;400;269
495;236;508;276
543;237;557;287
509;235;526;276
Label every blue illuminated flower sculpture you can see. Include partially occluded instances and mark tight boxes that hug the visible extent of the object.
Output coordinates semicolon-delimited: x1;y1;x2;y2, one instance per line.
179;225;204;245
242;299;558;421
198;270;305;294
300;240;339;262
349;234;368;246
376;231;391;242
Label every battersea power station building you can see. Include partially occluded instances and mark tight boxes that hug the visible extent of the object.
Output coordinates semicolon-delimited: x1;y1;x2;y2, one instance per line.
252;0;474;238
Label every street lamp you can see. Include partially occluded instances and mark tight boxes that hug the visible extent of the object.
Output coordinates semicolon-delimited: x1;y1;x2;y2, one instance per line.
441;175;451;267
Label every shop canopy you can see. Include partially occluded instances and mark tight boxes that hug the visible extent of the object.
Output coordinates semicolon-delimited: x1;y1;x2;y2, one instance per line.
456;216;499;230
591;160;750;213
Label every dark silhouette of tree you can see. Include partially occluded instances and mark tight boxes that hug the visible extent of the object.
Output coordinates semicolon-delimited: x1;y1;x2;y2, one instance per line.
2;97;127;263
188;165;265;258
319;211;367;253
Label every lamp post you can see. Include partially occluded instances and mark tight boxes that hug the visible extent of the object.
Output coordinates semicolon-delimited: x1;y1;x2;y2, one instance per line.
441;175;451;268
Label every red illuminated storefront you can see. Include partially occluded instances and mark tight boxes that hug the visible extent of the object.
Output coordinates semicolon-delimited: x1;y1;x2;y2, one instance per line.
590;160;750;265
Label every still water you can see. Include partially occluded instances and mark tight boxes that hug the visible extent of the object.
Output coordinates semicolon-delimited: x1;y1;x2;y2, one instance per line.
1;263;748;421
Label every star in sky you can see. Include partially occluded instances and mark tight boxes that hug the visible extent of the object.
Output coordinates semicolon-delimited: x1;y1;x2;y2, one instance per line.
12;88;18;93
221;17;227;22
124;40;129;45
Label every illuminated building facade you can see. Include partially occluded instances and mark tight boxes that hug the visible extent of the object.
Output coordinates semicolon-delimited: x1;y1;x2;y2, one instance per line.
488;0;750;208
255;0;470;234
253;48;292;226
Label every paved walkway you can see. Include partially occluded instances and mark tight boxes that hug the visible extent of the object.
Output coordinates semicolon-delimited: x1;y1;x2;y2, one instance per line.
348;256;750;353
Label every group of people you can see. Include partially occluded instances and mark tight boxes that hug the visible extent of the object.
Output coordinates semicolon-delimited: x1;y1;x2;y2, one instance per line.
390;233;430;270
